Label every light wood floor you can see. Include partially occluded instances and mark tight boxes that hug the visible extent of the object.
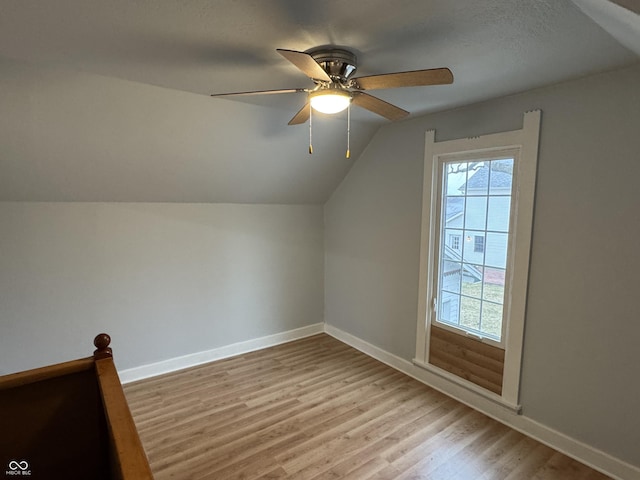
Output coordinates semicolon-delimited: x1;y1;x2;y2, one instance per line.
124;334;610;480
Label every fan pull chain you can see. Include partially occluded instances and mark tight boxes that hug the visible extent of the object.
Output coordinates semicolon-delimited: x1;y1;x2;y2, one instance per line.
346;102;351;159
308;105;313;155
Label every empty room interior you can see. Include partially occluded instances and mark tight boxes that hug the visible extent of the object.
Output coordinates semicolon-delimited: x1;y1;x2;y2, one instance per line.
1;1;639;479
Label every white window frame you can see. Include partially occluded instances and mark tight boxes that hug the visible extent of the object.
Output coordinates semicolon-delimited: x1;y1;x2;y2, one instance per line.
435;151;518;347
415;111;541;410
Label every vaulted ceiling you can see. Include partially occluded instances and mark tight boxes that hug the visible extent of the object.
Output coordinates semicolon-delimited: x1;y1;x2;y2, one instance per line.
0;0;638;203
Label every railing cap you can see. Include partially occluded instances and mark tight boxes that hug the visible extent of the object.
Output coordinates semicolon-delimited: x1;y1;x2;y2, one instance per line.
93;333;112;359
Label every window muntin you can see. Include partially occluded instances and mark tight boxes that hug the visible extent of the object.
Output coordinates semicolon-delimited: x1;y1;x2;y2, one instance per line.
436;158;514;343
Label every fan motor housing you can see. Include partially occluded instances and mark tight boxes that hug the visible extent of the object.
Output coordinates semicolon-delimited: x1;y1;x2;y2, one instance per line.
307;47;357;82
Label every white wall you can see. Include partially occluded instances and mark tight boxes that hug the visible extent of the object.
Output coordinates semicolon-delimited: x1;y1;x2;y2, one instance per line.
0;202;324;373
324;63;640;468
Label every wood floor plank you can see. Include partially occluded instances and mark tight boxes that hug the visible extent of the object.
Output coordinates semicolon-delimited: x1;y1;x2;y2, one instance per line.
312;395;457;480
124;334;611;480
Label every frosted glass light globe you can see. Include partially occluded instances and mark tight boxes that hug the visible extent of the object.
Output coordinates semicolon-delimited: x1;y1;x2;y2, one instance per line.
309;90;351;114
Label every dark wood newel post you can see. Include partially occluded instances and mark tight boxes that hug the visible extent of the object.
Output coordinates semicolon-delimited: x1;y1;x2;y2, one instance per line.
93;333;112;359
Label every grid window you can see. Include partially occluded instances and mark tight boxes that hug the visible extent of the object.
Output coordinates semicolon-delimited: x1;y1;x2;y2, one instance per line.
449;234;461;250
437;158;513;342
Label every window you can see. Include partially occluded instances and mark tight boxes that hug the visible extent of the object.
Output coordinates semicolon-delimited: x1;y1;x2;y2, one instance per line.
415;111;541;409
473;235;484;253
439;158;512;342
449;234;461;250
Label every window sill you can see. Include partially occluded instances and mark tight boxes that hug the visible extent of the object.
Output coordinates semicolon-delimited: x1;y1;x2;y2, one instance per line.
412;358;522;414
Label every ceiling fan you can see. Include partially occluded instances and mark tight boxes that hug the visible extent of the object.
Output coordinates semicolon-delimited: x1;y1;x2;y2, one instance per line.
210;46;454;125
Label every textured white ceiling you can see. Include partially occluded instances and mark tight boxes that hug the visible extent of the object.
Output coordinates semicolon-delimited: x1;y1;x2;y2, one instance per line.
0;0;638;203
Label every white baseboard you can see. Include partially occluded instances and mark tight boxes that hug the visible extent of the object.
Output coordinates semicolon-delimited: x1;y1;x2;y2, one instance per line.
324;323;640;480
119;323;324;384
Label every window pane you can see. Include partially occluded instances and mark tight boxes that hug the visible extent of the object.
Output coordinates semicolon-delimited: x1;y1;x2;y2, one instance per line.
481;301;503;339
444;197;465;227
463;231;484;263
482;268;506;303
489;159;513;194
461;271;482;300
487;196;511;232
464;196;487;230
445;162;469;196
465;163;488;195
485;232;508;268
461;263;483;286
460;296;481;331
441;260;462;293
439;291;460;325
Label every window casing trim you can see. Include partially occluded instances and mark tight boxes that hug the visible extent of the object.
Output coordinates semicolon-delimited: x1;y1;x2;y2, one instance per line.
415;111;541;408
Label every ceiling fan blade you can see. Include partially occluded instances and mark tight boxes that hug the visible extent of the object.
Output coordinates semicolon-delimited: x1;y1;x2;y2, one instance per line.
353;68;453;90
288;103;311;125
352;92;409;121
277;49;332;82
210;88;306;97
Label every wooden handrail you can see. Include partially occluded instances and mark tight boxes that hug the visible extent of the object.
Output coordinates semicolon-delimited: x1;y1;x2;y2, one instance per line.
94;343;154;479
0;357;95;390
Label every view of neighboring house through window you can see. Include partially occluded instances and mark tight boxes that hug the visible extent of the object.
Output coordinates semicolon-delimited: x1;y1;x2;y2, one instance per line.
438;158;513;342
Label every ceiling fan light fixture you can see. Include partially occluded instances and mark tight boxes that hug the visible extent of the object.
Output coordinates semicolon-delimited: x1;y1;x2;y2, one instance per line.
309;89;352;114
